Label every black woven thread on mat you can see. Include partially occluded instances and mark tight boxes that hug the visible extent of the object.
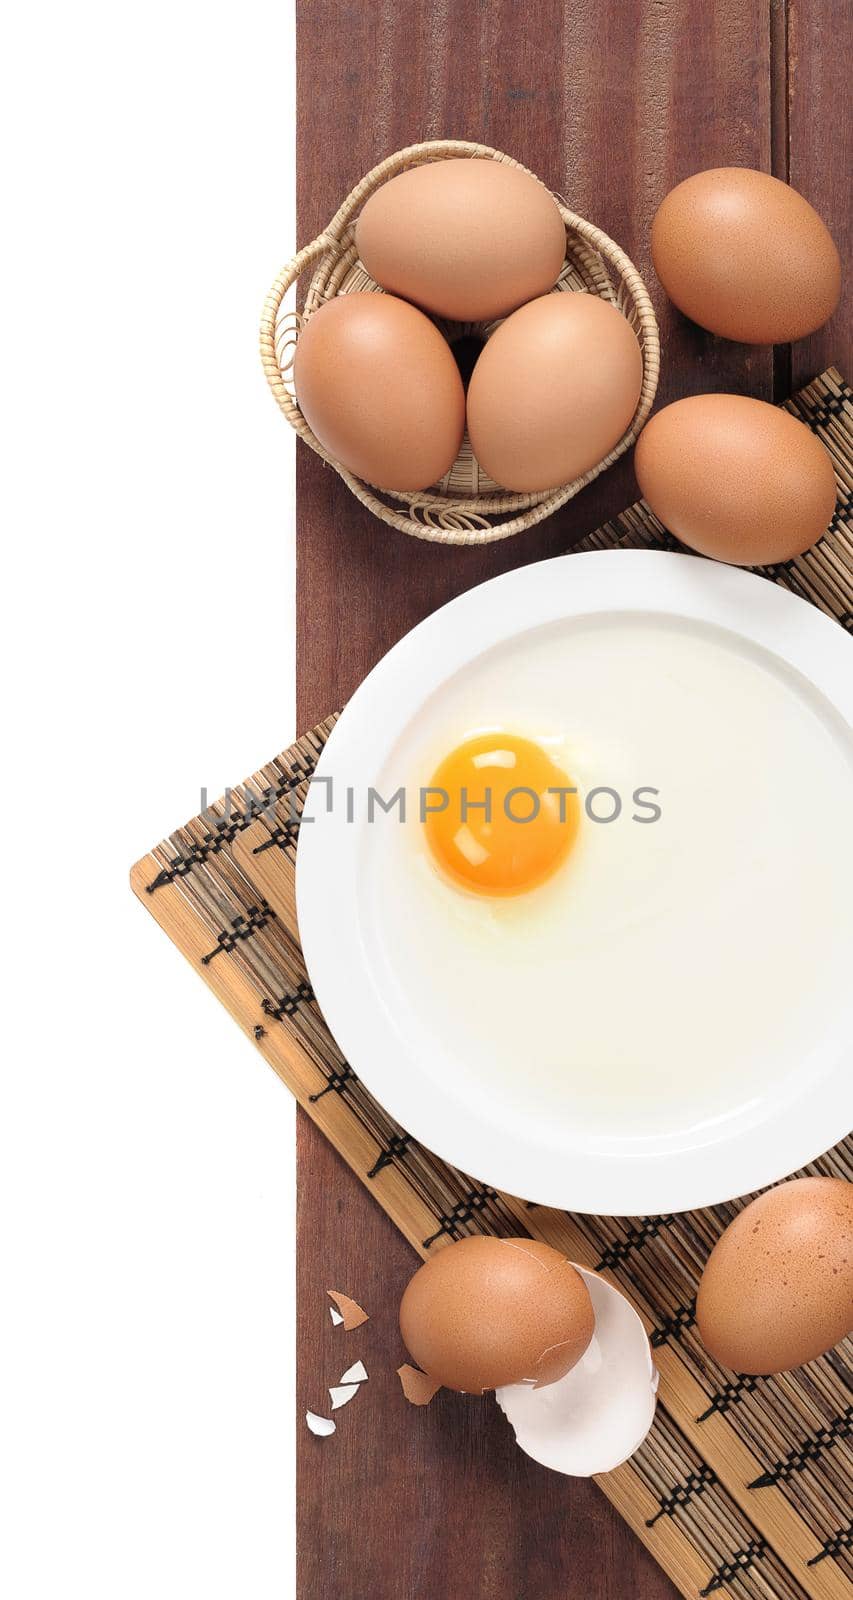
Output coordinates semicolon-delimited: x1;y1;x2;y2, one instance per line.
699;1539;768;1595
308;1064;355;1102
698;1376;763;1421
422;1188;500;1249
646;1464;717;1526
651;1299;697;1348
808;1524;853;1566
368;1132;412;1178
631;1407;812;1600
146;815;246;890
749;1406;853;1487
200;901;276;964
252;817;301;854
146;779;302;891
595;1217;674;1270
262;982;315;1020
144;720;337;893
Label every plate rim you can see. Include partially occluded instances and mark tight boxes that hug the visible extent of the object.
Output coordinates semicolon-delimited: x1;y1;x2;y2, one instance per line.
296;550;853;1214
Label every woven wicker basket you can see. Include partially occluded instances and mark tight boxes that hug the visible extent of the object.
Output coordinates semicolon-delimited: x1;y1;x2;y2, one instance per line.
260;140;660;545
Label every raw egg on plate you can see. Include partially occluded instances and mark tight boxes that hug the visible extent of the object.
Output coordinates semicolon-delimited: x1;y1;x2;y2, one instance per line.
424;732;580;896
365;614;853;1148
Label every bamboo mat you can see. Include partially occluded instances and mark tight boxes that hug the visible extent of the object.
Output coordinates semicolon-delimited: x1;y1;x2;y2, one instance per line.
132;368;853;1600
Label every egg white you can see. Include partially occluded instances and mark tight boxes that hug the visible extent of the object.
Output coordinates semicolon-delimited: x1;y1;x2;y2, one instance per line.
360;614;853;1149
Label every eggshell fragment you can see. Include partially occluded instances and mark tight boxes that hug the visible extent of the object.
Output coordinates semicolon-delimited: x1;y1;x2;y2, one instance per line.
634;393;837;565
399;1235;595;1393
651;168;841;344
397;1364;442;1407
466;294;643;492
355;158;566;323
329;1384;360;1411
496;1266;658;1476
696;1177;853;1375
294;293;465;491
305;1412;336;1438
327;1290;369;1331
339;1360;368;1385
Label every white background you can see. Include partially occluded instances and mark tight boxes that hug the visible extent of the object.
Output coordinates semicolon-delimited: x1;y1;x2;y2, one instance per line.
2;4;297;1595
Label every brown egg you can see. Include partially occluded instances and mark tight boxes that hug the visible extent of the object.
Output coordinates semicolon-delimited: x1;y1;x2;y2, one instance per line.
355;158;566;323
696;1178;853;1375
466;293;643;492
293;292;464;491
652;168;841;344
634;394;837;565
399;1236;595;1393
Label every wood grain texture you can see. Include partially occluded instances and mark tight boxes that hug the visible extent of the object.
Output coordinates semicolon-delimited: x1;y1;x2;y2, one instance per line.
786;0;853;385
293;3;848;1594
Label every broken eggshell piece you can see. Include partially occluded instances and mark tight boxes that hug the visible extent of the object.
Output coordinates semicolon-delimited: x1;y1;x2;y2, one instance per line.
329;1384;360;1411
339;1359;368;1385
327;1290;369;1331
328;1360;369;1410
397;1364;442;1407
305;1411;337;1438
496;1265;658;1476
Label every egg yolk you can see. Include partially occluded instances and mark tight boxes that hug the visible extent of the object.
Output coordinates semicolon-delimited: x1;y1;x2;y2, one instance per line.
424;733;580;896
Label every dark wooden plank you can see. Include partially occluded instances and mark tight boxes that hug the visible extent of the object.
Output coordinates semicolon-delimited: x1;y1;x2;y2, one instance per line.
786;0;852;386
294;4;780;1595
294;0;775;728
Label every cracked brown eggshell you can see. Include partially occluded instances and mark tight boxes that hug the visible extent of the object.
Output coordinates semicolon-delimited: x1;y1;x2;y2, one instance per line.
398;1236;595;1394
696;1177;853;1376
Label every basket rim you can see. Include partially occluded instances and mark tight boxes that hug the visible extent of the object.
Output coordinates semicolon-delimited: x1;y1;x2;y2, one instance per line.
260;139;660;545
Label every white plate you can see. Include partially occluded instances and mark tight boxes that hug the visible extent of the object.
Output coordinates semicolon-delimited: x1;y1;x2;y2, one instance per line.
296;552;853;1213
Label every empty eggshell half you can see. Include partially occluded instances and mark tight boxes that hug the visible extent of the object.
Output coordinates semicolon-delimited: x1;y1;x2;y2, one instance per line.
496;1265;658;1476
